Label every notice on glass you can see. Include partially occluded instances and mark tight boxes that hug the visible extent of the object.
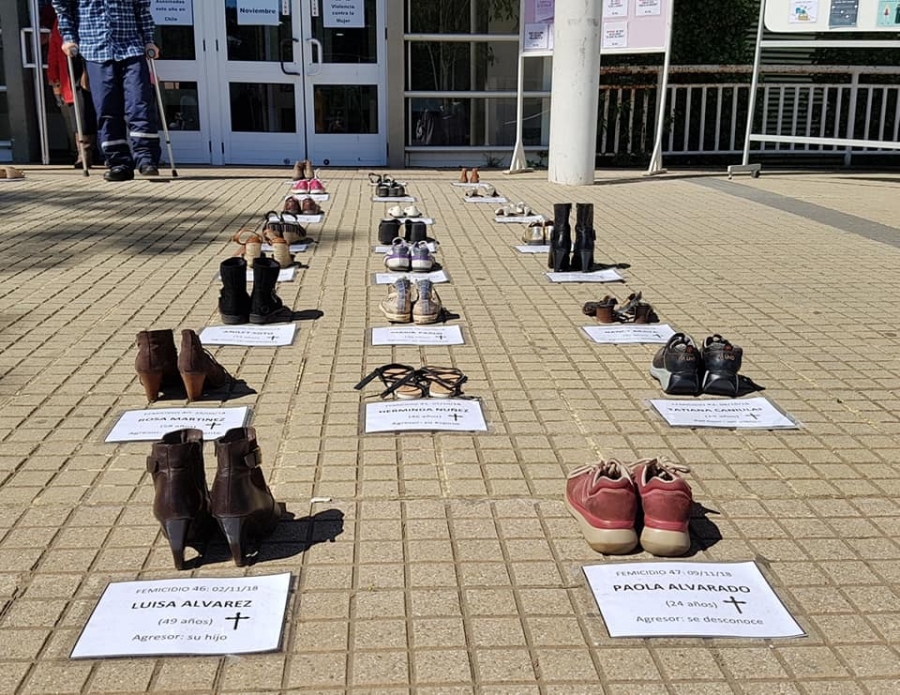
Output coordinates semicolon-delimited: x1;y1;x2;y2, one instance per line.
650;397;798;430
71;574;291;658
583;562;805;639
323;0;364;28
602;22;628;49
371;325;464;346
236;0;280;26
106;407;251;442
546;269;624;283
199;324;297;347
603;0;628;19
524;23;552;51
151;0;193;26
582;324;676;344
789;0;818;23
534;0;555;23
636;0;662;16
364;399;487;434
374;270;449;285
876;0;900;26
829;0;859;26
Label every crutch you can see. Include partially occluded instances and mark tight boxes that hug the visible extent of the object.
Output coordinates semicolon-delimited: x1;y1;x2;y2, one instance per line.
66;47;90;177
145;47;178;178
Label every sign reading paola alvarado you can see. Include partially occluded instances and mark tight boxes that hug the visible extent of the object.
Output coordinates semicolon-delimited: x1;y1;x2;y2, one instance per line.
236;0;280;26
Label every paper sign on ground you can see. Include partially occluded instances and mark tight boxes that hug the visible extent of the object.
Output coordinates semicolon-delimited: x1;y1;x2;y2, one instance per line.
516;244;550;253
375;270;449;284
583;561;805;639
494;215;545;224
375;241;438;254
364;399;487;433
106;407;250;442
71;573;290;658
199;324;297;347
650;397;798;430
287;192;329;201
371;325;464;346
373;196;416;203
389;217;434;225
547;269;624;283
273;213;323;224
215;266;297;282
582;324;676;344
464;196;508;204
451;181;490;188
260;243;310;254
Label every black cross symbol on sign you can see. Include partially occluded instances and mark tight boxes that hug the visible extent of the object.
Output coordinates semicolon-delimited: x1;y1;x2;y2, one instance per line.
723;596;747;615
450;413;460;422
225;612;250;630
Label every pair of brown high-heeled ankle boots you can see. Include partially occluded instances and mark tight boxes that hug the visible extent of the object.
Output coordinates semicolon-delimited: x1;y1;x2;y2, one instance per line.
148;427;281;569
135;329;231;403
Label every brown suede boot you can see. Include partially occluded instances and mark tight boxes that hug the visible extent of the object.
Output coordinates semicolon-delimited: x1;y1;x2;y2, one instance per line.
135;329;180;402
177;329;232;402
211;427;281;567
147;429;216;570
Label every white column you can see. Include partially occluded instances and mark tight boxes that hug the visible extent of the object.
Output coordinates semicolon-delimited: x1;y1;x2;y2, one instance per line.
547;0;602;185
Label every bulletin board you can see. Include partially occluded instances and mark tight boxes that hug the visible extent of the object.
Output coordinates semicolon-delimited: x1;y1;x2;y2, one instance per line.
764;0;900;33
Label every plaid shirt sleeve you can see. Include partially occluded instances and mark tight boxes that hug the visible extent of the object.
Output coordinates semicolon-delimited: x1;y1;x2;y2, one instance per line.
135;0;156;46
51;0;78;45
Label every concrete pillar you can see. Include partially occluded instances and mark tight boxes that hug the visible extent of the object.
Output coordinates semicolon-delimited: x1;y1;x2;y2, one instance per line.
547;0;602;185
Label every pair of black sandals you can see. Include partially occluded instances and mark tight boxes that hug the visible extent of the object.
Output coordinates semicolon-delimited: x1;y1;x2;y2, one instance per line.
355;364;467;399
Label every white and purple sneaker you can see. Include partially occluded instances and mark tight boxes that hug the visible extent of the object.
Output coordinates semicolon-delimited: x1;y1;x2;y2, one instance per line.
411;241;434;272
384;238;411;271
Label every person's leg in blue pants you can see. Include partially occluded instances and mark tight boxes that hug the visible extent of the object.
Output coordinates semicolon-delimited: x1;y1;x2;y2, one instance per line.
121;56;161;172
85;60;134;170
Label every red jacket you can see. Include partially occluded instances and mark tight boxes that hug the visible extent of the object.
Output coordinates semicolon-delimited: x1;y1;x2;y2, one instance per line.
46;19;74;105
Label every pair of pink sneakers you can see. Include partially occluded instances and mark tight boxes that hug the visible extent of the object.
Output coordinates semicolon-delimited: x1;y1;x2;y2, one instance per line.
565;458;693;557
292;178;326;194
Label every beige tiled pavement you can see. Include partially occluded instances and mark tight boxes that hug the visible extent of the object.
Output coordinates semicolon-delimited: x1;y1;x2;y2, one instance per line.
0;166;899;693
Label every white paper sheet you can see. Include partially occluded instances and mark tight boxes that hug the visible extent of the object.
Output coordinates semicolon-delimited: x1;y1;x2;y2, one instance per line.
451;181;490;187
260;243;310;254
386;217;434;225
603;0;628;18
463;196;509;204
582;324;676;344
286;192;329;201
375;270;449;285
364;399;487;433
583;562;805;639
494;215;545;224
215;266;297;282
650;397;798;429
516;245;550;253
371;325;464;346
603;21;629;49
71;573;291;658
636;0;662;16
546;270;624;283
372;196;416;203
375;241;438;254
199;324;297;347
271;212;323;224
106;407;251;442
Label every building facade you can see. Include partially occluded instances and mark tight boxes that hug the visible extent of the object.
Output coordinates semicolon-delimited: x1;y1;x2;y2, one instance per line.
2;0;549;168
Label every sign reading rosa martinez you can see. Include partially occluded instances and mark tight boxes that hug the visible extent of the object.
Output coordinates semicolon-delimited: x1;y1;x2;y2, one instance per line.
324;0;365;27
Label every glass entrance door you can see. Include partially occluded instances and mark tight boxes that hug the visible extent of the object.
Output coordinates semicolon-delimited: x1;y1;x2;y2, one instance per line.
299;0;386;166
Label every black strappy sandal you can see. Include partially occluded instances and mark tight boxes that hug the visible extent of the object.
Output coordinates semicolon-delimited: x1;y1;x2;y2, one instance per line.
354;364;427;399
418;366;467;398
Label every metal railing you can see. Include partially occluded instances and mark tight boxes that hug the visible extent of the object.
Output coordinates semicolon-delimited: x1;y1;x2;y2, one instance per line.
404;64;900;164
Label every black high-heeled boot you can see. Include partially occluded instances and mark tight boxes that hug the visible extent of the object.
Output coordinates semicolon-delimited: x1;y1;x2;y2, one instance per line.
551;203;572;272
571;203;587;272
579;203;595;273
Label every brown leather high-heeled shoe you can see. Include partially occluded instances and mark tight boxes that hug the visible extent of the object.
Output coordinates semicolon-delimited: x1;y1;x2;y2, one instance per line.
177;329;232;401
147;429;216;570
135;329;180;402
211;427;281;567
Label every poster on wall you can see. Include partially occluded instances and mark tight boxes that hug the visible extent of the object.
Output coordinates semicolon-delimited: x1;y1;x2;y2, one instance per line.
788;0;818;23
603;0;629;18
524;23;552;51
150;0;193;25
602;22;629;49
534;0;555;22
876;0;900;25
324;0;365;28
636;0;662;16
236;0;280;26
829;0;860;25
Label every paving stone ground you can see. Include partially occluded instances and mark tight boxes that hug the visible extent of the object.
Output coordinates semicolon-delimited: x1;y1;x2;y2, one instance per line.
0;166;898;694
